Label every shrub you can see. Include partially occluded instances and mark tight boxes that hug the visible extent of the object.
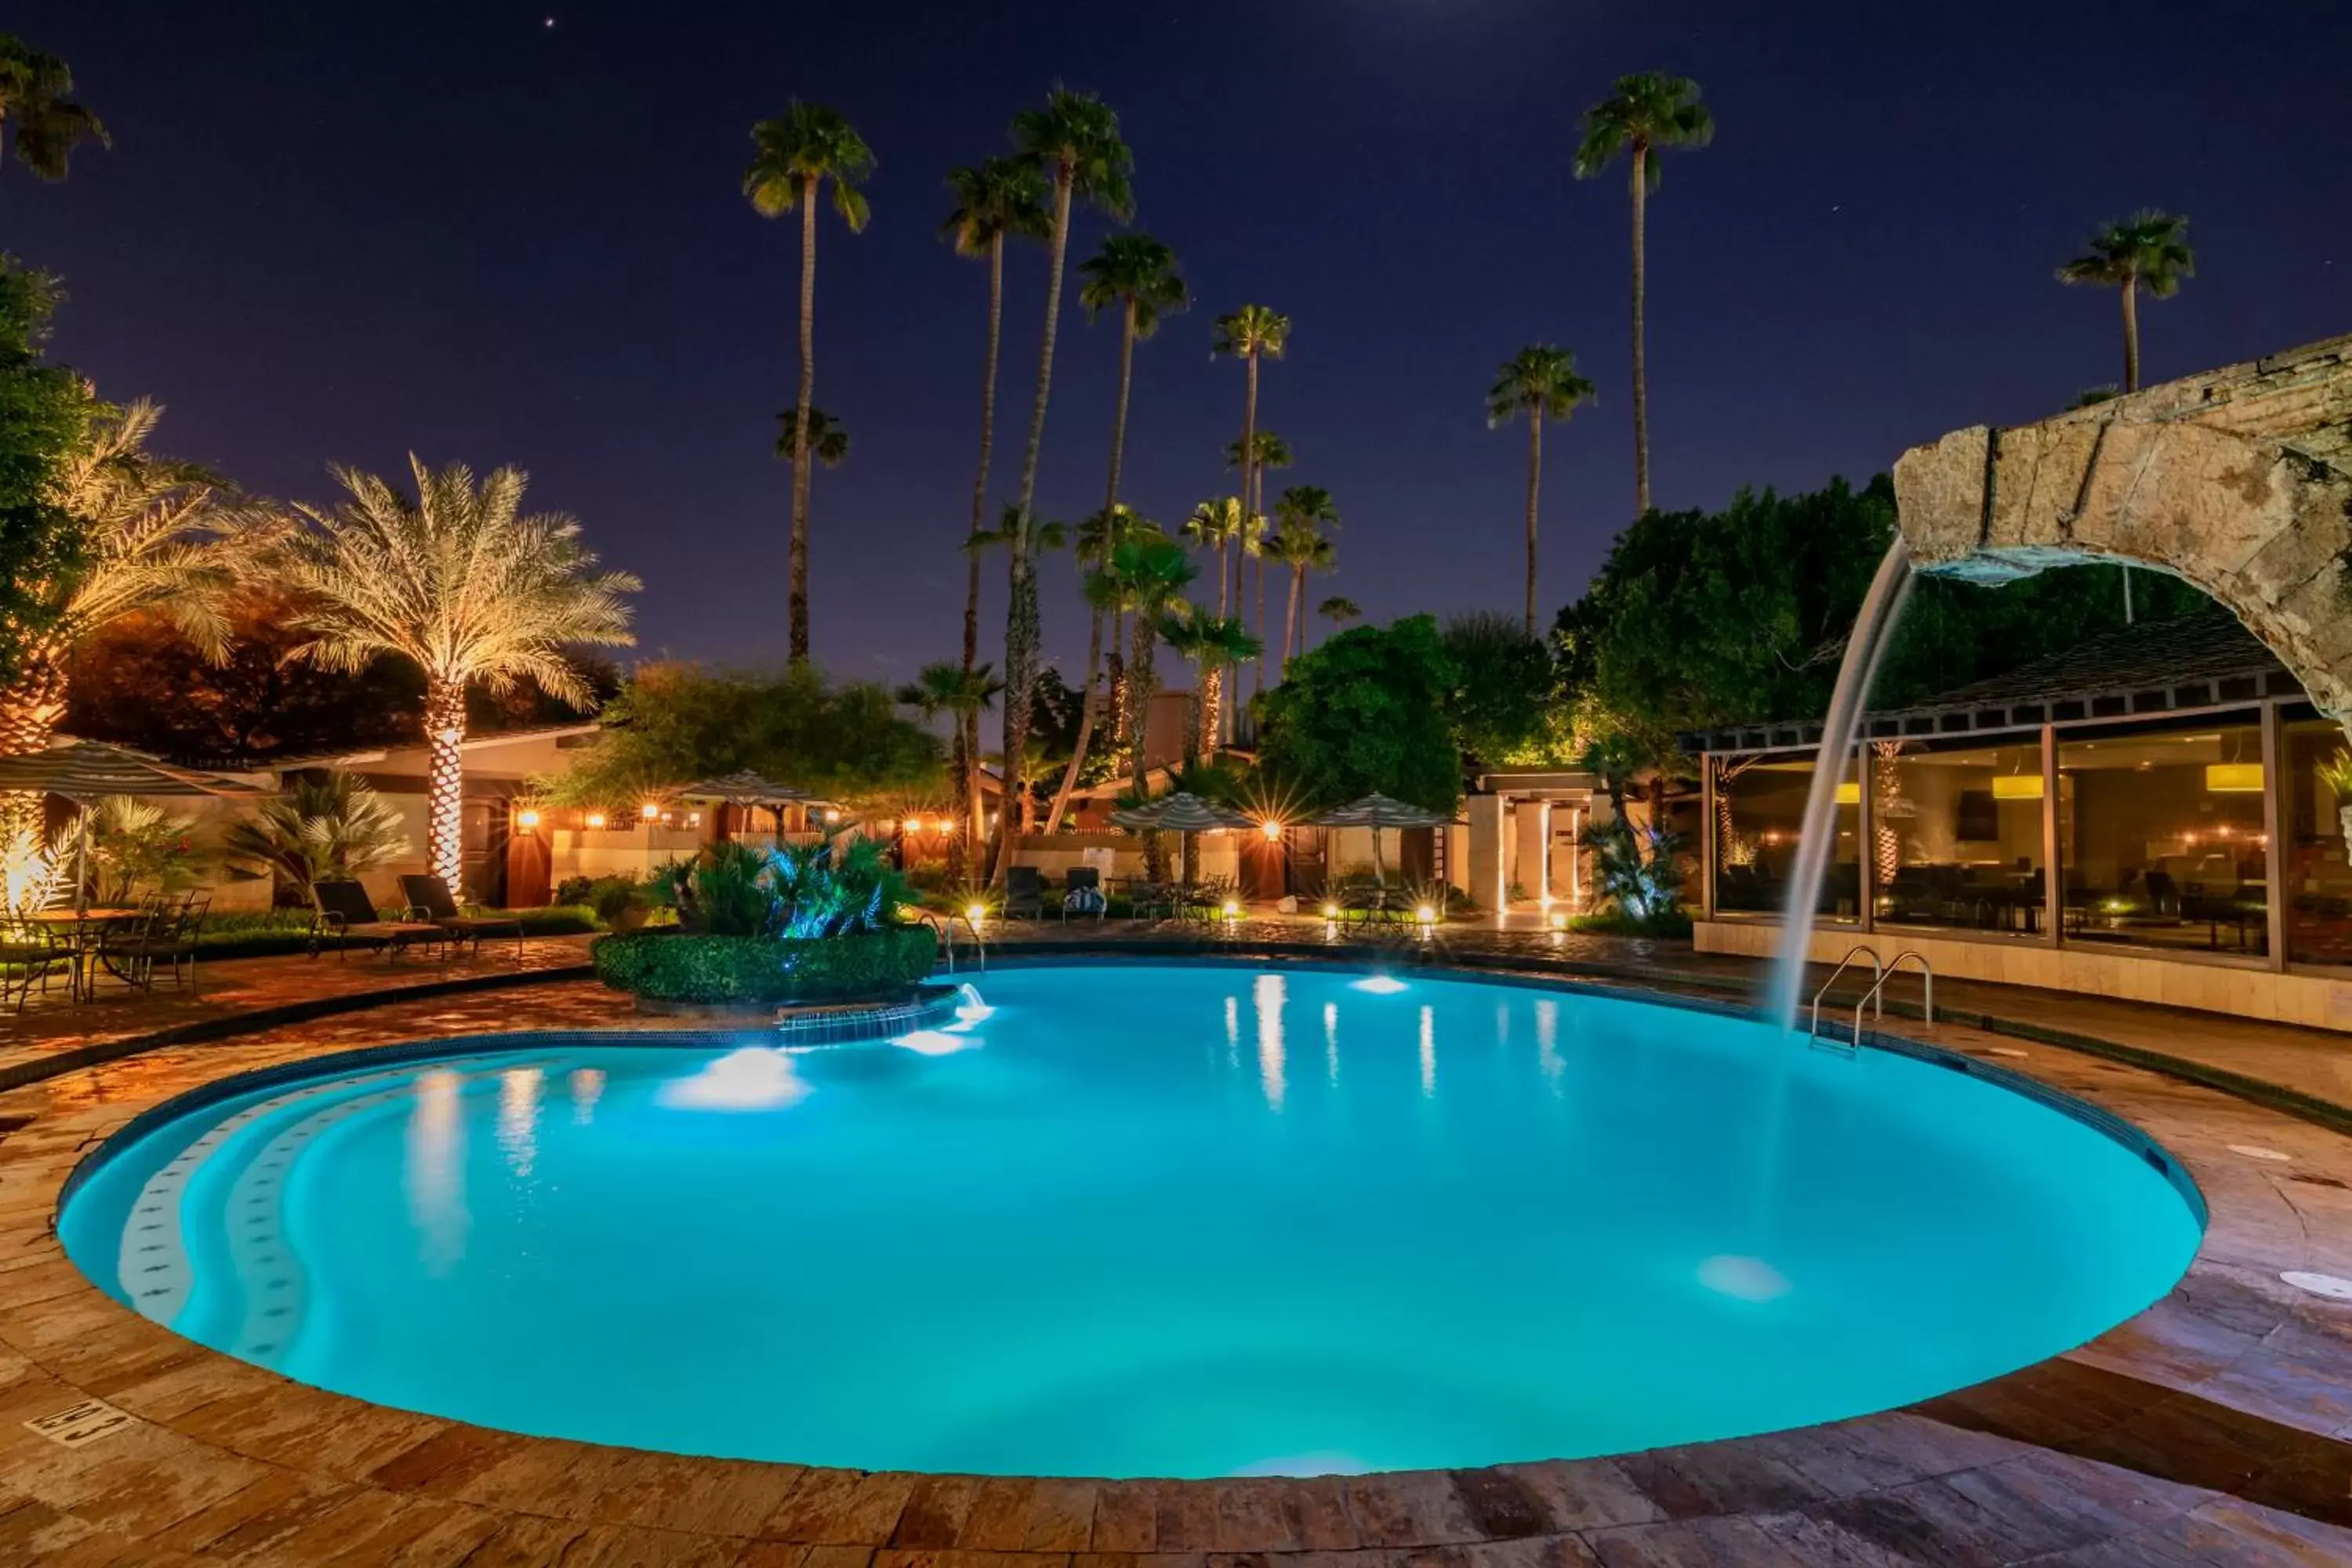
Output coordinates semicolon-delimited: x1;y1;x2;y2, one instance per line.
186;904;597;959
88;796;204;905
664;837;908;940
221;773;409;902
592;925;937;1004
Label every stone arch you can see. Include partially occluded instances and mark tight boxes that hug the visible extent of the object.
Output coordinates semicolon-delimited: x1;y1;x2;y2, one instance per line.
1891;333;2352;723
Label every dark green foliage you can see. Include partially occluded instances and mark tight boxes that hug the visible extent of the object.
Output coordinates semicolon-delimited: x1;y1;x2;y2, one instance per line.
592;925;938;1005
179;905;595;960
1439;612;1555;771
0;258;85;686
1588;816;1684;921
659;835;909;941
1256;615;1461;814
1569;906;1693;939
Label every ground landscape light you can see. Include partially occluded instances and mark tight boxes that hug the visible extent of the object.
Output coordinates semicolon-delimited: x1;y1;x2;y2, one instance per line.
965;902;986;926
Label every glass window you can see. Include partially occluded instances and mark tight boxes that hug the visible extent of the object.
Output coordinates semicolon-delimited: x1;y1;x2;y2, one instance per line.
1870;735;2046;937
1714;753;1860;924
2285;711;2352;967
2058;713;2267;957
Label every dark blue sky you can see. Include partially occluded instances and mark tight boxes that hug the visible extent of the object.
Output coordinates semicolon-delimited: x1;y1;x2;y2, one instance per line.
15;1;2350;691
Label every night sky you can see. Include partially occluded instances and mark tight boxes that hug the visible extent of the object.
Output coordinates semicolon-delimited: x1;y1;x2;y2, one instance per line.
14;1;2350;692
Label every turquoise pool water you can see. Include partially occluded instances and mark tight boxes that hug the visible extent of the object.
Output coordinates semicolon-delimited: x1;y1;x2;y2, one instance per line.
60;964;2201;1478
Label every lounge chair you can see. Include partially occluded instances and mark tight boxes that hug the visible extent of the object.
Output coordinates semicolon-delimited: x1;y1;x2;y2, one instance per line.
1061;866;1105;922
401;873;524;959
1004;866;1047;920
309;880;448;961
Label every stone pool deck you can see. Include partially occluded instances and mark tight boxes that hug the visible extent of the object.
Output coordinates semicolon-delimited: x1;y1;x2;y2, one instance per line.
4;939;2352;1561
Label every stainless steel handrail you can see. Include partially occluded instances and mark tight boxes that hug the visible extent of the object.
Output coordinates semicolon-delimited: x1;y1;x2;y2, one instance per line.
1851;949;1933;1043
1806;944;1884;1045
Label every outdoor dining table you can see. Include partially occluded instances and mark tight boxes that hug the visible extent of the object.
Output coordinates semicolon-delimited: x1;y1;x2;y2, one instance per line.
24;908;146;1002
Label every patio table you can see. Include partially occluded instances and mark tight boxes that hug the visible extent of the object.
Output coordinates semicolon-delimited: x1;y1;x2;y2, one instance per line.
25;908;146;1001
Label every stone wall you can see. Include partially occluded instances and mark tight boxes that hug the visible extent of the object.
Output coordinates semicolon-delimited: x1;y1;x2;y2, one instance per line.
1892;333;2352;721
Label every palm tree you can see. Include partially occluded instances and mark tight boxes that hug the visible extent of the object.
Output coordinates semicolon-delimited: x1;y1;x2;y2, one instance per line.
1486;345;1596;633
1158;606;1259;758
0;35;107;185
999;88;1135;882
1316;596;1361;638
774;406;848;466
744;103;873;663
1043;564;1127;833
1179;496;1248;622
1079;234;1188;520
1573;73;1712;516
1212;308;1290;699
0;401;255;763
1270;485;1340;670
2056;211;2194;394
278;458;639;888
1105;532;1196;803
221;773;410;902
895;659;1003;858
942;154;1051;805
1044;503;1145;833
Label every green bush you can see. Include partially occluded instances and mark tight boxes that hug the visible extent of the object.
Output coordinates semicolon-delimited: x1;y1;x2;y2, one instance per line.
591;925;938;1005
189;905;598;959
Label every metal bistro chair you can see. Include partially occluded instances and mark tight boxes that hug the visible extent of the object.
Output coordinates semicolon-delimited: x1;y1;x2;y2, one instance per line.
0;914;72;1013
109;893;210;993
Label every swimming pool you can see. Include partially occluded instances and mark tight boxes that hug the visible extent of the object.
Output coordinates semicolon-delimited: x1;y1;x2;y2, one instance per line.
60;963;2201;1479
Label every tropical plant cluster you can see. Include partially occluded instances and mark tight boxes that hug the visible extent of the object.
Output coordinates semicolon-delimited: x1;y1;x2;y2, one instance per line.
592;924;937;1007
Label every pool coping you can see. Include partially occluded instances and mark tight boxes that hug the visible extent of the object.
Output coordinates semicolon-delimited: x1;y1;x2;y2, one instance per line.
2;962;2351;1559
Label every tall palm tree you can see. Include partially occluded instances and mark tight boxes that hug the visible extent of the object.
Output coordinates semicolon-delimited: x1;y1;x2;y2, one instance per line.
941;154;1051;801
1079;233;1188;520
0;401;254;762
1157;606;1260;759
1212;308;1290;699
1045;503;1144;833
744;103;873;663
1317;596;1361;638
1105;532;1196;803
1269;485;1340;671
896;659;1003;865
1179;496;1247;622
1573;73;1712;516
1486;345;1596;633
999;88;1134;881
0;35;107;185
773;406;848;466
278;459;639;888
2056;211;2194;394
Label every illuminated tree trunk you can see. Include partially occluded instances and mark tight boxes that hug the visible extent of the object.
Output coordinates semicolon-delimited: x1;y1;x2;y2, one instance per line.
424;680;466;891
1129;612;1163;880
957;231;1006;851
0;641;68;837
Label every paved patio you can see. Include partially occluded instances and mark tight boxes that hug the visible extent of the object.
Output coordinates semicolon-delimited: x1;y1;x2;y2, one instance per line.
5;933;2352;1561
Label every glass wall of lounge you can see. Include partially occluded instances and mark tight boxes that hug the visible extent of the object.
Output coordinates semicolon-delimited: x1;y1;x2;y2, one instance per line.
1700;699;2352;976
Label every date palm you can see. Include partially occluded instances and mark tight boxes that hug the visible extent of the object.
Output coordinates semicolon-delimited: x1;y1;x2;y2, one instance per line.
1157;606;1259;759
1212;308;1290;697
745;103;873;663
1487;345;1595;633
2056;211;2194;394
0;34;107;185
1105;532;1196;801
1573;73;1712;515
942;154;1050;779
773;406;848;466
896;659;1003;862
0;401;255;764
1270;485;1340;671
277;458;639;887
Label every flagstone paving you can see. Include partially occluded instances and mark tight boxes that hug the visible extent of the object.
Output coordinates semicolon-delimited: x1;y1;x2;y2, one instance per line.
5;937;2352;1559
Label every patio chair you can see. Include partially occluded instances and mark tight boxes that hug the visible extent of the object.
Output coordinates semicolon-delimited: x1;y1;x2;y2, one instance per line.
0;916;71;1014
401;873;525;959
106;895;209;993
1004;866;1047;920
1061;866;1105;922
308;880;448;962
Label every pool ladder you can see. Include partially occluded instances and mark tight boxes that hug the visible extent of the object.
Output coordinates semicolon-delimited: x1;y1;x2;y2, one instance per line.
914;909;986;975
1808;946;1932;1051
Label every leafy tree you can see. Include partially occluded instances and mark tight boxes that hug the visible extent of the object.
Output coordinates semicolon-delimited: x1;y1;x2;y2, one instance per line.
0;259;84;696
0;35;107;185
1000;88;1134;882
745;103;873;662
554;662;941;811
278;458;639;887
1256;615;1460;815
1438;612;1555;775
1213;309;1290;698
2057;210;2194;394
1486;345;1595;631
1573;72;1712;514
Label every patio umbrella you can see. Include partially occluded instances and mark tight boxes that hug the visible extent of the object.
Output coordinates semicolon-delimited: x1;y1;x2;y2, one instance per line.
674;771;817;837
1109;792;1254;886
1305;792;1458;886
0;741;270;913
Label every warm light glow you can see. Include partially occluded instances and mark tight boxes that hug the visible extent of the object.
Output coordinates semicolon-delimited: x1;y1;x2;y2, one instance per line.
1991;775;2045;800
585;811;608;829
1834;782;1861;805
1260;818;1283;842
964;902;987;926
2206;763;2265;793
641;801;660;821
515;808;540;830
822;808;840;823
1415;905;1436;924
1548;910;1567;931
1222;898;1241;919
1322;902;1339;920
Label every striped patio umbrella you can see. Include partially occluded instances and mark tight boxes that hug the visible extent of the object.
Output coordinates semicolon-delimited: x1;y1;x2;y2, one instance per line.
1305;792;1458;885
1107;792;1254;833
0;741;270;912
674;771;819;837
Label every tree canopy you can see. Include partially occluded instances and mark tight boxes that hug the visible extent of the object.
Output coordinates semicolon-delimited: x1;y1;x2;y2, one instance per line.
0;258;86;690
1256;614;1460;814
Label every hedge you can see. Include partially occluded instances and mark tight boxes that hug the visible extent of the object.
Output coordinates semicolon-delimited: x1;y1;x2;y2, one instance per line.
591;925;938;1005
184;904;599;960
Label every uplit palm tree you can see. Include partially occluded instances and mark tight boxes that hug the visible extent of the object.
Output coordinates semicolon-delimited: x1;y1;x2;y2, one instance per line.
1046;503;1146;833
2056;211;2194;394
1271;485;1340;670
1158;605;1259;757
0;34;107;185
1486;345;1595;633
278;459;639;888
745;103;873;662
1105;532;1196;800
0;401;255;764
1079;233;1188;518
999;88;1135;880
1212;307;1290;697
941;154;1051;757
1573;72;1712;515
895;659;1003;856
1317;596;1361;638
1180;496;1248;622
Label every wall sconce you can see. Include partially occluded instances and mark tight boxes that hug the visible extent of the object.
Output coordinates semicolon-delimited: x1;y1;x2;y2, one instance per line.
586;811;607;829
516;808;541;831
822;808;840;824
640;802;660;821
1259;819;1283;842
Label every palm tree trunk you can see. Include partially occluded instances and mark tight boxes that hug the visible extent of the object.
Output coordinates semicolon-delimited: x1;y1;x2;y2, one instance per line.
1283;564;1302;675
1199;666;1220;750
789;176;818;662
959;232;1007;851
1130;614;1163;880
1048;297;1138;827
0;641;67;837
997;165;1075;883
1045;608;1103;833
1629;143;1651;516
423;679;467;891
2120;280;2140;394
1235;354;1259;745
1525;406;1543;634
